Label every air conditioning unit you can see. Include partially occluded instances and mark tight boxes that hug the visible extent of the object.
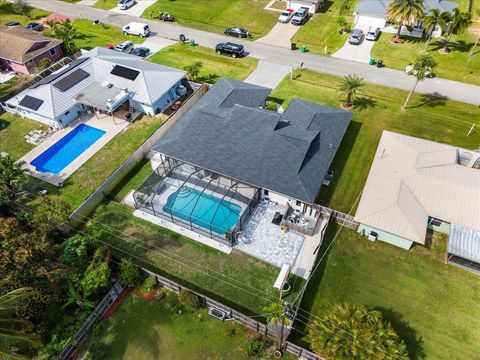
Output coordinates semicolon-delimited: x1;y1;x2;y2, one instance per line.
368;231;378;241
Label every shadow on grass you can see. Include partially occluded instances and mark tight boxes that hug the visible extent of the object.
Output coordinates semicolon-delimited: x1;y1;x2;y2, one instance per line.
354;96;377;111
318;0;334;13
374;306;426;360
0;119;11;130
408;93;447;109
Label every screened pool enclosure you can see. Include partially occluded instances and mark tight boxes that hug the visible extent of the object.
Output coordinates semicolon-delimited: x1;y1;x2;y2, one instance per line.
133;157;261;246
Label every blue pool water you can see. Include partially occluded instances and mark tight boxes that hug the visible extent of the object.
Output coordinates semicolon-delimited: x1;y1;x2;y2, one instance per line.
163;187;242;234
31;124;106;174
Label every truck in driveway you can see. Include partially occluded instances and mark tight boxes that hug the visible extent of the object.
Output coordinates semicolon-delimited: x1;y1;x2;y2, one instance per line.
291;7;309;25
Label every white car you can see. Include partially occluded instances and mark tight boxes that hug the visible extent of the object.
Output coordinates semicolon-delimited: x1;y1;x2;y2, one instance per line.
115;41;134;53
118;0;135;10
278;11;293;23
365;27;380;41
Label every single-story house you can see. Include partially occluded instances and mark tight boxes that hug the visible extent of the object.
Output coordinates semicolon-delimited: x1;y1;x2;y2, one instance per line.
354;131;480;253
0;26;63;74
287;0;323;14
134;78;351;246
2;47;186;128
354;0;457;37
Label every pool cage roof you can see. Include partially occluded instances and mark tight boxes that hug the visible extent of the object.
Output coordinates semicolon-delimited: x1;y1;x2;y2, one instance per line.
133;157;261;246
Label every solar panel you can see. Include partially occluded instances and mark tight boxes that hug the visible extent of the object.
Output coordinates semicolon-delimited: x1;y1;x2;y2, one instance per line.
30;58;89;89
18;95;43;111
53;68;90;92
110;65;139;81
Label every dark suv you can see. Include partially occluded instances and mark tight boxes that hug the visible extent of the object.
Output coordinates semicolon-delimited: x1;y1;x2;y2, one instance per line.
215;42;244;58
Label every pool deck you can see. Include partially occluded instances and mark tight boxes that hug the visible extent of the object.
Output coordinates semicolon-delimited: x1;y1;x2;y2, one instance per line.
19;112;129;186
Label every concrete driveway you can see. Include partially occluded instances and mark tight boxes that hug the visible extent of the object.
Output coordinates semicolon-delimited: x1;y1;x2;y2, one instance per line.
110;0;155;17
332;27;375;64
256;22;300;48
245;60;291;89
135;36;176;58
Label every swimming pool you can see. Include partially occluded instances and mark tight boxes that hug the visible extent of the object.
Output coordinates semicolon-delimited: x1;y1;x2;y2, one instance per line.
31;124;106;174
163;187;242;235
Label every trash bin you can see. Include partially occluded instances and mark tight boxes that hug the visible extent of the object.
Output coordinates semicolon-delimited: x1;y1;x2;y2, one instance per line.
179;34;186;42
301;45;307;53
369;57;375;65
377;59;384;68
291;42;297;51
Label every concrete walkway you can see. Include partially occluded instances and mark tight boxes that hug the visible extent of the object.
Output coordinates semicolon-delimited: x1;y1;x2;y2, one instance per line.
110;0;155;17
22;0;480;105
256;22;300;48
245;60;291;89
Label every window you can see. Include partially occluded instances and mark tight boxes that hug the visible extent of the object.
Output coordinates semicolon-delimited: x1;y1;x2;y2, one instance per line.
264;189;269;196
296;200;302;207
428;217;442;227
473;158;480;170
64;111;70;115
49;47;56;56
458;151;472;166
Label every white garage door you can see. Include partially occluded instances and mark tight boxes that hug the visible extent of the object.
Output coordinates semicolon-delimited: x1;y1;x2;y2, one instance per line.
355;14;386;29
288;1;316;14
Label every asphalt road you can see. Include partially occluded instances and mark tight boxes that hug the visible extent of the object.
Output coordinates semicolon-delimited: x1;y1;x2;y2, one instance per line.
24;0;480;105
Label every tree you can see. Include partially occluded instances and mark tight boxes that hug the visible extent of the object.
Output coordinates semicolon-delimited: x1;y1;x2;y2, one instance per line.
11;0;32;19
387;0;425;40
119;259;142;287
184;61;203;81
422;8;449;51
308;303;408;360
403;53;437;109
46;20;78;54
0;155;25;209
441;8;472;53
81;249;111;299
62;283;95;312
0;288;40;360
33;197;71;237
338;75;364;108
263;302;292;327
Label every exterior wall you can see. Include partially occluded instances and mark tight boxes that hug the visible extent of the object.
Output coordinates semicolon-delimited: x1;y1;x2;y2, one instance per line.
2;59;29;74
56;104;85;127
131;80;183;116
9;107;54;126
354;13;387;28
30;44;63;66
0;44;63;74
358;224;414;250
264;190;308;213
427;219;450;234
287;0;320;13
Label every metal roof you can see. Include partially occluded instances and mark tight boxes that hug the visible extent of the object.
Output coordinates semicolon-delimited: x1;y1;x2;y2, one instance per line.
153;78;352;203
449;224;480;264
354;131;480;244
355;0;457;16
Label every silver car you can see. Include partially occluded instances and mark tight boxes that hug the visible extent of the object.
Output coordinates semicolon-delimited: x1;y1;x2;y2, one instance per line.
348;29;364;45
365;27;380;41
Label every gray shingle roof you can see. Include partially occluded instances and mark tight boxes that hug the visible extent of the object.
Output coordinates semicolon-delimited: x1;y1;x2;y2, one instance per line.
355;0;457;16
153;78;351;203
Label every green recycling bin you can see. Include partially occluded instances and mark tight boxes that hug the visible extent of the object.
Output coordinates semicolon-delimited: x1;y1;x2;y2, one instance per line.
301;45;307;53
369;57;375;65
189;39;196;46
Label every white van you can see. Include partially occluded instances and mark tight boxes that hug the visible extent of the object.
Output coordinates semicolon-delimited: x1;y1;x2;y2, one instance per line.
122;22;151;37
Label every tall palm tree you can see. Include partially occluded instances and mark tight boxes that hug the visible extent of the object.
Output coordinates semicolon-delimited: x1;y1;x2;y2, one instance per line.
0;155;24;207
0;288;40;360
308;303;408;359
403;53;438;109
338;75;364;107
422;8;449;51
387;0;425;40
441;8;472;53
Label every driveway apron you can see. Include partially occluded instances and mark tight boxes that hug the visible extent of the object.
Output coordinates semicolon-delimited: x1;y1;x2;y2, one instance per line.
256;22;300;48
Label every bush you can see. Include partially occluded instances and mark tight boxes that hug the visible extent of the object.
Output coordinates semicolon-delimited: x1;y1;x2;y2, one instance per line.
178;290;200;311
245;338;265;357
85;338;109;360
62;234;89;268
81;249;111;299
119;259;142;287
141;276;157;293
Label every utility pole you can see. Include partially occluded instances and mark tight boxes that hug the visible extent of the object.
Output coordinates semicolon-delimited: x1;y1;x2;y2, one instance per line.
277;301;288;352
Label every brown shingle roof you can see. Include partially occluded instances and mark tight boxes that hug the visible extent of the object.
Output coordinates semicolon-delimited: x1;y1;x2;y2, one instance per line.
0;26;63;64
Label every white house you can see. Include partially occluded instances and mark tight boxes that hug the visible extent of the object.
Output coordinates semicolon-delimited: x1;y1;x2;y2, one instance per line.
287;0;323;14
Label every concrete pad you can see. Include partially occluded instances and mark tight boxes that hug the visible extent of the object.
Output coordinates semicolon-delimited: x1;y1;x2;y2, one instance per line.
137;37;176;58
110;0;155;17
245;60;291;89
332;38;375;64
256;22;300;48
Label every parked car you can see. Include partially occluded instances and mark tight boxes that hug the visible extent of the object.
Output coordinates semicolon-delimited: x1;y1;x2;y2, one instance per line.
115;41;134;53
118;0;135;10
348;29;364;45
278;10;294;23
122;22;151;37
105;44;115;50
365;27;380;41
215;42;244;58
5;21;20;27
25;22;44;31
224;27;249;38
291;7;309;26
131;47;150;57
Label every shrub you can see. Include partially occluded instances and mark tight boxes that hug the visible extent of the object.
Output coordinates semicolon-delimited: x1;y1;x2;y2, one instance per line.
119;259;142;287
223;321;240;337
62;234;89;268
245;338;265;357
85;338;109;360
81;249;111;299
141;276;157;293
178;290;200;311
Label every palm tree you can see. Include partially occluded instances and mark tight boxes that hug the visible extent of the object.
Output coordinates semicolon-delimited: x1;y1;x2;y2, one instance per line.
0;155;25;207
46;19;78;54
403;53;438;109
441;8;472;53
0;288;40;360
308;303;409;359
263;302;292;327
338;75;364;108
422;8;449;51
61;284;95;312
184;61;203;81
387;0;425;41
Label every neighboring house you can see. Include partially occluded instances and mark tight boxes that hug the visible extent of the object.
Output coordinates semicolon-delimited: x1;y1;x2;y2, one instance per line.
0;26;63;74
354;131;480;259
287;0;323;14
2;47;186;128
134;78;351;247
353;0;457;37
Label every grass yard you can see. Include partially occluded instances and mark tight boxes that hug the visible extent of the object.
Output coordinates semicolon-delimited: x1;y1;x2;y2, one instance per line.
148;43;258;82
293;225;480;359
86;293;296;359
142;0;278;39
371;32;480;85
92;0;118;10
270;69;480;213
0;1;49;25
291;0;357;55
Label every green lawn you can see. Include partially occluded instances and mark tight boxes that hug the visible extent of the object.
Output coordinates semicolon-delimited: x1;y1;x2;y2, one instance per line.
371;32;480;85
87;293;295;359
0;1;49;25
293;225;480;359
92;0;118;10
291;0;357;55
270;69;480;213
148;43;258;82
142;0;278;39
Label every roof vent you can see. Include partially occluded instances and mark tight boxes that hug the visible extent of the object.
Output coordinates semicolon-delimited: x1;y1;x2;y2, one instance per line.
102;81;113;89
